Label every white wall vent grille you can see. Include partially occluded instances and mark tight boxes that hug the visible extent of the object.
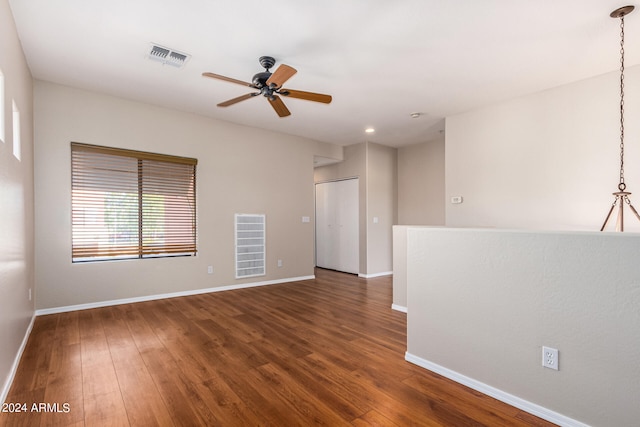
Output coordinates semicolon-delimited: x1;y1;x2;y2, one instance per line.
235;214;266;279
147;43;191;68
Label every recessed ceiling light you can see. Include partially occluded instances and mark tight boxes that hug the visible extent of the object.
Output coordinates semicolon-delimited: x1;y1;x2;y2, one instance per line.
365;127;375;133
410;112;422;118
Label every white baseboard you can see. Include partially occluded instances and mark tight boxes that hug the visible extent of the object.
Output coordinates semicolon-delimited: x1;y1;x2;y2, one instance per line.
391;304;407;313
358;271;393;278
35;275;315;316
404;352;589;427
1;313;35;405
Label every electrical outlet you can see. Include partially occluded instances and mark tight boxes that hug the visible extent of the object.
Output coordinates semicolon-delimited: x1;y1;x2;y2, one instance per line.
542;346;559;370
277;259;283;268
207;266;213;274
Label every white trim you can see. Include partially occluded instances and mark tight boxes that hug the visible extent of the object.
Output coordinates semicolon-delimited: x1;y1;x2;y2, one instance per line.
36;275;315;316
314;176;359;185
358;271;393;278
391;304;407;313
404;352;590;427
2;314;35;405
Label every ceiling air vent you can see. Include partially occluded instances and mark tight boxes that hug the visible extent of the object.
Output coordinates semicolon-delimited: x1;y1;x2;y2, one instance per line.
147;43;191;68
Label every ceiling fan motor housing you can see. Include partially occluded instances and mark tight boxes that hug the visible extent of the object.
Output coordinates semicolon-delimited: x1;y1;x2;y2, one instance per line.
252;71;272;88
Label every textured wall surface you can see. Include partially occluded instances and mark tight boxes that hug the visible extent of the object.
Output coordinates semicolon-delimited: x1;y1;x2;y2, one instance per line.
406;227;640;427
0;0;34;404
445;65;640;233
33;81;337;310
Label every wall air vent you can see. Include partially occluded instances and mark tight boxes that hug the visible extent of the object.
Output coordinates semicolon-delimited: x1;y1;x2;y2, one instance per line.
235;214;266;279
147;43;191;68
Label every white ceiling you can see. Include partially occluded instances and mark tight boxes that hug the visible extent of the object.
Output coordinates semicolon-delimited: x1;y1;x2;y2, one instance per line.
8;0;640;148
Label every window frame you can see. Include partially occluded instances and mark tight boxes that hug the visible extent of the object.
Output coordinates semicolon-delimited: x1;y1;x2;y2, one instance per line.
0;69;5;143
71;142;198;263
12;99;20;160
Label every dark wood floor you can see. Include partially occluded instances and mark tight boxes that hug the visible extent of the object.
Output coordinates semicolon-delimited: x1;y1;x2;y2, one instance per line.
1;268;556;426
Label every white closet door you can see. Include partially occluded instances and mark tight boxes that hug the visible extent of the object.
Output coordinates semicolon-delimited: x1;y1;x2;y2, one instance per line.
315;182;333;270
315;178;359;274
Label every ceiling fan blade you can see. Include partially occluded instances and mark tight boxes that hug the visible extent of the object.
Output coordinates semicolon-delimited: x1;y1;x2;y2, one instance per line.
203;72;254;88
217;93;259;107
268;95;291;117
280;89;332;104
266;64;297;89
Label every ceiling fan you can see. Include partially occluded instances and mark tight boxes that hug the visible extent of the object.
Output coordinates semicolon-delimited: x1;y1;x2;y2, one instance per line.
202;56;332;117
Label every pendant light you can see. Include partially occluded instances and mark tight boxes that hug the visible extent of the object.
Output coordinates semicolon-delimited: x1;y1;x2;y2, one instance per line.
601;5;640;231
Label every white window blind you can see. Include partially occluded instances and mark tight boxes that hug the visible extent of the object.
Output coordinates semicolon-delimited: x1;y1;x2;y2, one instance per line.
235;214;265;278
71;142;197;262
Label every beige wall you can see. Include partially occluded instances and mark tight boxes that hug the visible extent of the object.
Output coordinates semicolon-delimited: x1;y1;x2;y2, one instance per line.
446;65;640;232
314;142;397;276
314;143;364;183
391;225;408;310
34;80;339;310
393;138;445;310
397;139;445;225
0;0;34;403
365;142;396;274
405;227;640;427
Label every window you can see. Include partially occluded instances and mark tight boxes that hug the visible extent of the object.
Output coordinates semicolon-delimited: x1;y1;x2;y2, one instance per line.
0;69;4;143
71;143;197;262
12;99;19;160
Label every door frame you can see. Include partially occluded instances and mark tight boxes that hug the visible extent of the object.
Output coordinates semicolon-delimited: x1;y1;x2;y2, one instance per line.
314;177;360;274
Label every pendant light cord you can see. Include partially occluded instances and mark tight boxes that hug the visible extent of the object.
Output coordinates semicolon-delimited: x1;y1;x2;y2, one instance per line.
619;15;627;191
601;6;640;231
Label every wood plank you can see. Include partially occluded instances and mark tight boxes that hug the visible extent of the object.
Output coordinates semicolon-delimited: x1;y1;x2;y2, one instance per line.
214;367;302;425
83;390;129;427
41;344;83;426
253;362;352;426
111;357;175;427
138;347;221;426
102;305;175;427
2;268;557;427
9;315;58;394
351;409;402;427
249;338;370;420
191;373;264;426
0;388;45;427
